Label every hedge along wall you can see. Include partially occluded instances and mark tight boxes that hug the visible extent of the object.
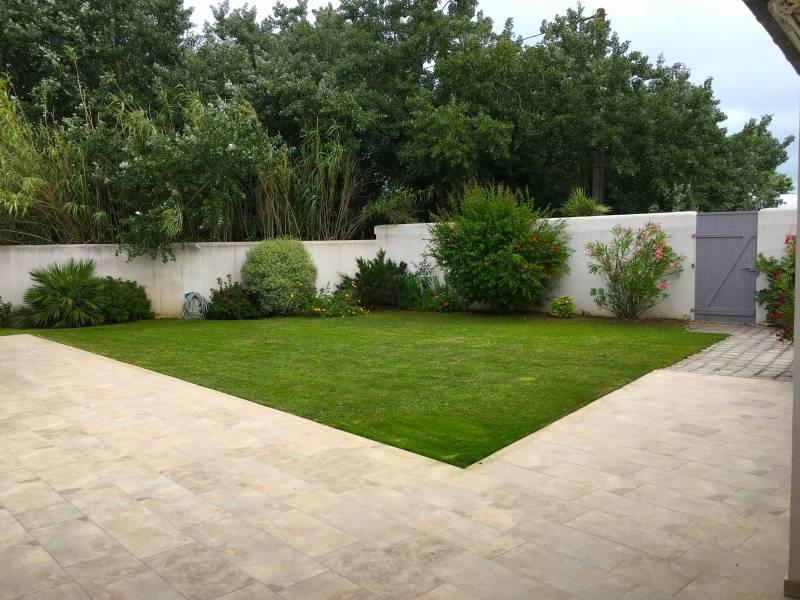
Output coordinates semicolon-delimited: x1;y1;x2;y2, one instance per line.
0;209;794;319
0;240;380;318
377;213;698;320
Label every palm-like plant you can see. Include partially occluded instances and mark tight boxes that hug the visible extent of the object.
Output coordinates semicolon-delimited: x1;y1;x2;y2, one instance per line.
560;187;611;217
24;259;107;328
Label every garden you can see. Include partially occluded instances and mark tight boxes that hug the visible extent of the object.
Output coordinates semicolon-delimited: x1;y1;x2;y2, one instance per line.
0;184;728;466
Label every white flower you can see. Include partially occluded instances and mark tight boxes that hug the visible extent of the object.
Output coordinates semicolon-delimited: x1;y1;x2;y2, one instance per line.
134;211;142;216
227;143;236;151
119;161;130;169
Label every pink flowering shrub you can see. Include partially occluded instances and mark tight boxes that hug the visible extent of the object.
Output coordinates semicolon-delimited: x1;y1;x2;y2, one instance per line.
585;222;683;319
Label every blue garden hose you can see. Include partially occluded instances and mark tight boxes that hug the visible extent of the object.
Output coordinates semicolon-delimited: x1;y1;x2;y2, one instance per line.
182;292;208;320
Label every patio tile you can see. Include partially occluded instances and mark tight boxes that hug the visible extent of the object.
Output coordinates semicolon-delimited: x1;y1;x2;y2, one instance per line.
496;542;635;599
145;542;254;600
95;570;184;600
625;483;740;523
322;541;442;599
0;508;33;550
217;582;281;599
566;509;696;561
279;570;371;600
185;516;260;548
16;501;84;531
674;572;773;600
23;582;90;600
263;509;358;557
0;479;64;514
32;517;122;567
609;554;698;595
430;550;569;600
0;542;71;600
416;583;480;599
221;532;328;590
508;517;639;571
66;549;149;596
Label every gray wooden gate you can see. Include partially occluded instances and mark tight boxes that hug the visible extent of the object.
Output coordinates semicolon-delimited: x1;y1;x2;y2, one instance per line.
694;212;758;323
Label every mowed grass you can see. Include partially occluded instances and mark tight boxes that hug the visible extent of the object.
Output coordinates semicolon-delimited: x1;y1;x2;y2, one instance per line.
5;312;723;467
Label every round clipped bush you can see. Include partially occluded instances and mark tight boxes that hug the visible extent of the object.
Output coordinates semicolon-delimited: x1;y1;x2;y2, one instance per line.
242;239;317;315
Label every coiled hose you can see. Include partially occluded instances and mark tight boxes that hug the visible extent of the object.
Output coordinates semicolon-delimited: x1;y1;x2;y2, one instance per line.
182;292;208;320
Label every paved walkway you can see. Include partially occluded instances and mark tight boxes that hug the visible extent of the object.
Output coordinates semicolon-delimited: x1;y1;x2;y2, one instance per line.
0;334;792;600
671;323;793;381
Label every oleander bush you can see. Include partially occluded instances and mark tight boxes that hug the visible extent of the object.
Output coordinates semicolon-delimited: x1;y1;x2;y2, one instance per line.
756;234;795;342
429;184;571;312
549;295;575;318
24;259;108;328
586;222;682;320
242;239;317;315
206;275;261;320
102;277;154;324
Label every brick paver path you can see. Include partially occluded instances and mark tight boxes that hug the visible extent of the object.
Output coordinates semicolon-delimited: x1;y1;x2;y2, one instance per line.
671;323;793;381
0;334;792;599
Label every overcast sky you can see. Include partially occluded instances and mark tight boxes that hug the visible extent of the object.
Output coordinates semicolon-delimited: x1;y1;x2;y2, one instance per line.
186;0;799;188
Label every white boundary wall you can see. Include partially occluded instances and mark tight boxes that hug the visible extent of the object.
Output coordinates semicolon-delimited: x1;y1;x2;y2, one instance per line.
0;209;791;320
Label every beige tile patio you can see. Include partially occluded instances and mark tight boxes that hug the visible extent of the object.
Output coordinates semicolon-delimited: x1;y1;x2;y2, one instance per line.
0;334;792;599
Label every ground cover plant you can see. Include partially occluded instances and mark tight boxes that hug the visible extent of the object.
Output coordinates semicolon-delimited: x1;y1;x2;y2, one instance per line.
5;313;723;467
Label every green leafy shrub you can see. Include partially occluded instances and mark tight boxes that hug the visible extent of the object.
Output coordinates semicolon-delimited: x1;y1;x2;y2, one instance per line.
242;239;317;315
0;296;11;327
24;259;107;328
549;296;575;318
429;184;571;312
101;277;154;323
560;187;610;217
309;287;366;317
586;222;683;320
339;249;409;308
207;275;261;320
755;234;795;342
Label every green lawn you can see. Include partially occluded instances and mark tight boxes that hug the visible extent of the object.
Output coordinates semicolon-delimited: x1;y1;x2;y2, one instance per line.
2;313;723;467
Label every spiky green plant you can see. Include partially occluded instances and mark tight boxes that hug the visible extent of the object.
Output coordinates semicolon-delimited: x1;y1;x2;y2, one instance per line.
24;259;107;328
560;187;610;217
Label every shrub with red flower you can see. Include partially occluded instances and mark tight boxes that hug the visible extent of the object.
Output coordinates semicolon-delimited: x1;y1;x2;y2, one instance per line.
585;222;683;319
429;184;571;312
755;234;795;342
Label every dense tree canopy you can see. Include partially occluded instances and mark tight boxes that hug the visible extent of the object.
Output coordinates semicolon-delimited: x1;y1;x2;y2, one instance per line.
0;0;793;256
